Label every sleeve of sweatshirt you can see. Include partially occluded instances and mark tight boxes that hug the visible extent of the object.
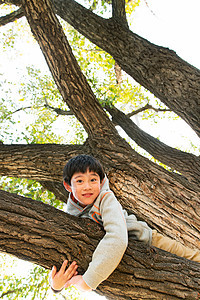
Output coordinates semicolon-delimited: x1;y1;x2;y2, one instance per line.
82;192;128;290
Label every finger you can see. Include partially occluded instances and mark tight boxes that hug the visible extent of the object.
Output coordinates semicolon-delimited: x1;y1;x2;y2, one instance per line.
64;262;78;280
64;261;77;275
59;260;68;273
51;266;57;279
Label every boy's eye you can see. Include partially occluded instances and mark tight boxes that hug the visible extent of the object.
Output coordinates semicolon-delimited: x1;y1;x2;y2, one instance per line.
91;178;97;182
77;179;83;183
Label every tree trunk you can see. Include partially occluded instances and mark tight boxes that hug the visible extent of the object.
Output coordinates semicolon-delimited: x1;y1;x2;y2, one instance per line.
51;0;200;138
1;0;200;298
3;0;200;137
1;189;200;300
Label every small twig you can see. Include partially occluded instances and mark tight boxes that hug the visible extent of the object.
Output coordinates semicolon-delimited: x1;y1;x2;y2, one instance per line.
0;286;24;299
127;103;170;118
0;7;24;27
3;105;44;120
44;98;73;116
143;0;156;16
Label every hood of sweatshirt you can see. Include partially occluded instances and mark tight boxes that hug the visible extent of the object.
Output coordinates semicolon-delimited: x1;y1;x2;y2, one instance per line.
100;175;110;193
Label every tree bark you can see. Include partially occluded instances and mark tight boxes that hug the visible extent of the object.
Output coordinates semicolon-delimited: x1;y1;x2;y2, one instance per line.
1;143;200;252
50;0;200;138
1;0;200;298
8;0;200;252
21;0;120;144
112;0;128;27
0;144;85;181
2;0;200;137
0;6;24;26
1;189;200;300
105;104;200;188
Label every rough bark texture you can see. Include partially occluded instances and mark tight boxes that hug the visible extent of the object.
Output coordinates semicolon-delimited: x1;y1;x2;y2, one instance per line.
0;6;24;25
105;104;200;188
1;143;200;252
2;0;200;137
0;144;85;181
22;0;119;144
1;190;200;300
0;0;200;299
51;0;200;138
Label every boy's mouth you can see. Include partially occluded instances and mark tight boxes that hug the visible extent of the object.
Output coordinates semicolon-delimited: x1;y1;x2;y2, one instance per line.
82;193;93;198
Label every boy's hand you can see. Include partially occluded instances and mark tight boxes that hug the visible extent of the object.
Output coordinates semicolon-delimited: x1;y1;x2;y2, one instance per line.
50;260;78;291
64;275;92;292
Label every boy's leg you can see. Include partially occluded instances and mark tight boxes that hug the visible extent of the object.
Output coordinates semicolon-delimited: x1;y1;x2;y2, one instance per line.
152;230;200;263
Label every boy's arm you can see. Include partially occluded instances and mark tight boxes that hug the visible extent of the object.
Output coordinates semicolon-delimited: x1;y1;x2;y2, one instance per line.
82;192;128;290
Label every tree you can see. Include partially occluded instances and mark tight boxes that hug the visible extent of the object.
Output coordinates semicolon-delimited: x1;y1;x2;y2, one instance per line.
0;0;200;299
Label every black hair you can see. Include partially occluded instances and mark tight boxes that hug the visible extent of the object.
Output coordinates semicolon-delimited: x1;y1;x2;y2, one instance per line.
63;154;105;185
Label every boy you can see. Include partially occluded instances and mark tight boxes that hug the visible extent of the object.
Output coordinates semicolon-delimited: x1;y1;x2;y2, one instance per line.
50;154;200;292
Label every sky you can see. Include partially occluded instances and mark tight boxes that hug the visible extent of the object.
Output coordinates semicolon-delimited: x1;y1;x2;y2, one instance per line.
129;0;200;154
1;0;200;299
133;0;200;69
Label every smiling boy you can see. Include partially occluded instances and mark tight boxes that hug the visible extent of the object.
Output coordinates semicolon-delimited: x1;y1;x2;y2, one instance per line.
50;154;200;293
61;154;130;291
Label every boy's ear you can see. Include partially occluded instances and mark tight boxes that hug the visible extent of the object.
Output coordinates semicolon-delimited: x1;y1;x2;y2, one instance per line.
63;180;72;192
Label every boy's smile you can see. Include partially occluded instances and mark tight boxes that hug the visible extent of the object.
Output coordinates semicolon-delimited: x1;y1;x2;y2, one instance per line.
65;169;101;206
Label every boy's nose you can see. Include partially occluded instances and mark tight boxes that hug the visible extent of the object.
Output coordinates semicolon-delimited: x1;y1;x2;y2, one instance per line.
84;181;91;189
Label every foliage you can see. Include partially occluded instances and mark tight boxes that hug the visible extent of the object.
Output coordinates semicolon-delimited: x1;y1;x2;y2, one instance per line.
0;2;178;147
0;254;47;300
0;0;199;299
0;67;87;145
0;176;63;208
0;253;86;300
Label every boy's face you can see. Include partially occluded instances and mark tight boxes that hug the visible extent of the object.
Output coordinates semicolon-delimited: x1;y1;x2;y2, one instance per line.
64;168;101;206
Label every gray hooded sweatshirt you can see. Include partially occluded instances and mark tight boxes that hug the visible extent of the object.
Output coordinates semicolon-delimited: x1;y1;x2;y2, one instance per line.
65;176;152;289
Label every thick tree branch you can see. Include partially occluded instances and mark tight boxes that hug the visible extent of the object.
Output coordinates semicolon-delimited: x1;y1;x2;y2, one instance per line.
0;144;86;181
1;1;200;297
4;0;200;137
1;143;200;251
50;0;200;138
41;99;199;189
1;189;200;300
0;6;24;26
105;104;200;188
21;0;121;145
40;101;199;188
21;0;196;194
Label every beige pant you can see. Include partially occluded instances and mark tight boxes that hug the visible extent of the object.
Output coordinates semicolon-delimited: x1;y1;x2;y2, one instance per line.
152;230;200;262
